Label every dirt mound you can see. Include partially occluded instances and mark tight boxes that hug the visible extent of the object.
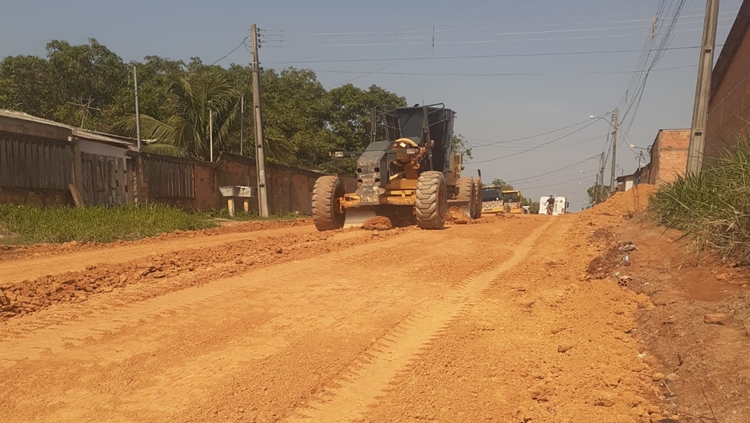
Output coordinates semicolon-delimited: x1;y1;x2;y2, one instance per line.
0;229;401;320
0;218;312;262
446;207;473;224
362;216;393;231
582;184;658;218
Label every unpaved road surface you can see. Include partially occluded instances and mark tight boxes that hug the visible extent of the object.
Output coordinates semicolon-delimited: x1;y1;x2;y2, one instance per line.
0;215;663;423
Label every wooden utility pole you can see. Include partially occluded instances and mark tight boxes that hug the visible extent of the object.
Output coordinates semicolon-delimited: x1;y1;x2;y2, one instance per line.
240;96;245;156
251;23;270;217
610;108;619;192
133;66;142;151
686;0;721;175
596;152;606;203
209;109;213;162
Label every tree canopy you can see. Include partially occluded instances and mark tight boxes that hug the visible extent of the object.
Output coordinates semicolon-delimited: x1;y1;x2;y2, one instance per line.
0;38;433;174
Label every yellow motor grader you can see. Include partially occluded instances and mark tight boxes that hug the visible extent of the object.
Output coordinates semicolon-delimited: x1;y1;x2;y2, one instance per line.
312;104;482;230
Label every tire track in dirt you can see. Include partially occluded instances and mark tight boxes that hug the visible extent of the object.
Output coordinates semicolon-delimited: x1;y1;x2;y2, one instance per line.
284;218;555;423
0;230;412;365
0;225;317;284
0;220;536;423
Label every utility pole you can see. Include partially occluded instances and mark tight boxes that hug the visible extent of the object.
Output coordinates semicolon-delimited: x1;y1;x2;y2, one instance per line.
209;109;213;162
133;66;142;151
240;96;245;156
686;0;720;175
610;108;619;193
596;152;606;203
251;23;270;217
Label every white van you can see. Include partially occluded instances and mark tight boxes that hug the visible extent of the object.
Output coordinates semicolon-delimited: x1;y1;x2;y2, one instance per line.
538;196;569;215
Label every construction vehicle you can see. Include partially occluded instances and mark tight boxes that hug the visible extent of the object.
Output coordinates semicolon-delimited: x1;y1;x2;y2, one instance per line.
480;185;505;215
311;103;482;231
502;189;524;214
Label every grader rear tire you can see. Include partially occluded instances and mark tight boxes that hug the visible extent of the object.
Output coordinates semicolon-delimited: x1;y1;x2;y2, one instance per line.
415;171;447;230
312;176;345;231
470;177;483;219
454;177;475;218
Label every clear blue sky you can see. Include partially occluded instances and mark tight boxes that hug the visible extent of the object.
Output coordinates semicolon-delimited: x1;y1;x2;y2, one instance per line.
1;0;741;209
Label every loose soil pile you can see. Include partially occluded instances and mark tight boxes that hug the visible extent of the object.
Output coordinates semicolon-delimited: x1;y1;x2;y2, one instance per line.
0;228;402;320
0;218;312;262
361;216;394;231
446;206;473;224
580;184;658;218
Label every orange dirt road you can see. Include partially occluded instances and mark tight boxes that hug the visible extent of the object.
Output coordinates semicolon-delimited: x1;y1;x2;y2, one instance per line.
0;215;661;423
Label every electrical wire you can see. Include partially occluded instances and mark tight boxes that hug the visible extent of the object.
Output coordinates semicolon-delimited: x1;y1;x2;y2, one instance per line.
266;44;711;65
276;8;738;37
211;37;248;65
505;157;600;184
278;19;733;47
472;119;601;164
520;171;598;191
467;119;593;147
302;63;698;78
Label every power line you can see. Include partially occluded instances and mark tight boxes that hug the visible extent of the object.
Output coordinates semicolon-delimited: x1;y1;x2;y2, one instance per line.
211;37;249;65
323;0;495;87
276;8;739;36
266;44;713;65
468;119;593;147
505;157;599;184
472;119;602;164
521;171;599;191
278;18;733;45
302;63;697;78
280;24;722;48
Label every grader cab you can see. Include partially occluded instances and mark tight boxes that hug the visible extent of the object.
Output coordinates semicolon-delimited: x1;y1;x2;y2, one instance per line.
312;103;482;231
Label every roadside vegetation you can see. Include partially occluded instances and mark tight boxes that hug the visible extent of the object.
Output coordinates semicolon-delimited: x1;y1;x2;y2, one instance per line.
649;141;750;263
0;204;215;245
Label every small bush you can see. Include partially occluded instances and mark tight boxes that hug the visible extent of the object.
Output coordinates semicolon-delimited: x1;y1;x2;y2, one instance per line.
0;204;215;245
649;141;750;263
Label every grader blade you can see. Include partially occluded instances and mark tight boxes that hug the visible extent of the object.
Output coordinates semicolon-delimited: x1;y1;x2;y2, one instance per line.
343;207;378;229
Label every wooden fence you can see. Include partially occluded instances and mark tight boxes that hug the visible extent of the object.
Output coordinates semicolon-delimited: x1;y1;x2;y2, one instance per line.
79;152;132;206
144;156;195;198
0;138;72;190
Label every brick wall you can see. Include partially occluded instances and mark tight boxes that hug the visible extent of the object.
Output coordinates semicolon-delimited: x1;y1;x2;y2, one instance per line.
648;129;690;186
705;11;750;165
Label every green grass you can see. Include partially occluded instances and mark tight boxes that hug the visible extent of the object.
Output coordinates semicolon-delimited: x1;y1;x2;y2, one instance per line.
649;140;750;263
201;208;303;221
0;204;216;245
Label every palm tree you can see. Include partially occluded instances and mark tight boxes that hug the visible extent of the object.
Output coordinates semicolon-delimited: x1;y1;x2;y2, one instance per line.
113;71;238;160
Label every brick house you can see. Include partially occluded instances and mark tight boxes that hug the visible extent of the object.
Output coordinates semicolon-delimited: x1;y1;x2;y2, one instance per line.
648;129;690;186
704;0;750;166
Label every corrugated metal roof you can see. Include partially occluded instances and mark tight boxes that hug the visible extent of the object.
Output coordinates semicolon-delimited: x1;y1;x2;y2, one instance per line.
0;109;137;149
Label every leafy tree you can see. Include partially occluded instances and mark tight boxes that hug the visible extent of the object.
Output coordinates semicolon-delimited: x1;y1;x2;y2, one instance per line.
452;133;472;160
0;55;52;117
491;179;515;191
587;184;609;204
113;71;239;160
45;39;128;129
0;38;419;172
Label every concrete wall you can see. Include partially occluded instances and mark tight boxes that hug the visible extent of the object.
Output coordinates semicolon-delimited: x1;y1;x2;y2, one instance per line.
705;7;750;165
648;129;690;186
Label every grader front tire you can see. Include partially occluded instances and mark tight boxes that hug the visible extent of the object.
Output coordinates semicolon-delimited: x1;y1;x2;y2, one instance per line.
312;176;346;231
415;171;447;230
471;177;483;219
